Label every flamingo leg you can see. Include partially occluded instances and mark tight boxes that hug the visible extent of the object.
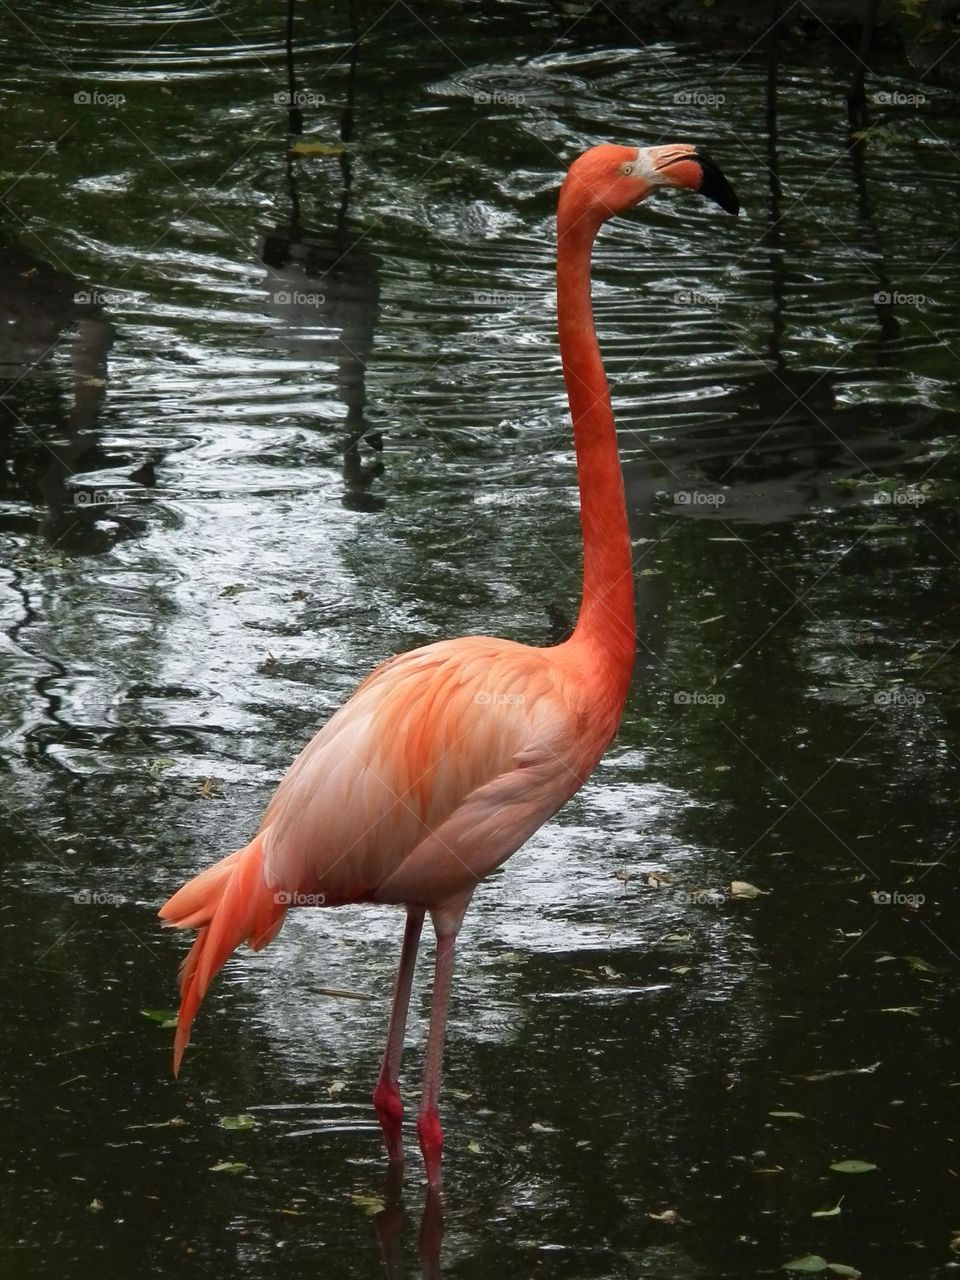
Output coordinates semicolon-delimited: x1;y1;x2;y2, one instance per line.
417;926;458;1187
373;906;425;1161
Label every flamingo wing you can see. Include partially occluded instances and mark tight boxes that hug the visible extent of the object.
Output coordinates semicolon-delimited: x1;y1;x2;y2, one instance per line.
257;635;592;909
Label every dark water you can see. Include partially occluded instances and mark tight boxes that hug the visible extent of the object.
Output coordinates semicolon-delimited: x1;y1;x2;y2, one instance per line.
2;2;960;1276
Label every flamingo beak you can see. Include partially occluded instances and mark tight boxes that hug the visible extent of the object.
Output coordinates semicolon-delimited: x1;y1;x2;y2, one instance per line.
691;147;740;215
650;146;740;216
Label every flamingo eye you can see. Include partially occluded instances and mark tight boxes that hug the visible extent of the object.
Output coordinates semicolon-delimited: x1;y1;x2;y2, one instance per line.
618;161;634;176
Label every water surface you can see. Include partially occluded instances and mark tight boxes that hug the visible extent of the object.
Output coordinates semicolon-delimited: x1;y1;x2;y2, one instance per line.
2;3;960;1277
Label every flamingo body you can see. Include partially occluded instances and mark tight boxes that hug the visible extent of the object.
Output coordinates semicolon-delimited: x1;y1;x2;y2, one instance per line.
160;141;739;1185
160;635;623;1063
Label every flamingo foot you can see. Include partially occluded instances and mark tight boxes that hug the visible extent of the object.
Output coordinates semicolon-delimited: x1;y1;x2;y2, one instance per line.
417;1108;444;1187
373;1079;405;1162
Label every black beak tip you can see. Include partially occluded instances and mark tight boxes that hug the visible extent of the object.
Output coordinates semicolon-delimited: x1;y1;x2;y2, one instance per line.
693;146;740;216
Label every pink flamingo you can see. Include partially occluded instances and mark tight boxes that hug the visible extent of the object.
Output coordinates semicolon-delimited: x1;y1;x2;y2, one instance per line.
159;142;739;1186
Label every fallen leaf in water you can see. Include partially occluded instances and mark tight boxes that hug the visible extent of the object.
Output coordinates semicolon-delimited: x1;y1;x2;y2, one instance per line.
879;1006;921;1016
783;1256;827;1273
209;1161;247;1174
801;1062;880;1082
769;1110;805;1120
598;965;623;980
219;583;247;597
530;1122;557;1133
826;1266;861;1278
219;1114;256;1131
327;1080;345;1095
731;881;765;898
140;1009;178;1029
290;140;346;156
467;1139;482;1154
812;1197;844;1217
88;1198;104;1213
647;1207;686;1224
351;1192;384;1215
830;1159;877;1173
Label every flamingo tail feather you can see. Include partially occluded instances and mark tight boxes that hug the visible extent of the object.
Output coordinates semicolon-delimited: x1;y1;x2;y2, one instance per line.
158;834;286;1075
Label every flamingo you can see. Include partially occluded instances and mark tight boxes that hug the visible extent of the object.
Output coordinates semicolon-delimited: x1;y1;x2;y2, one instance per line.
159;142;739;1186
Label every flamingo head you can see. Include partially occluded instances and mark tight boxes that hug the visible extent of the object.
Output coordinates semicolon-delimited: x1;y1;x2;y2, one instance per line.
561;142;740;224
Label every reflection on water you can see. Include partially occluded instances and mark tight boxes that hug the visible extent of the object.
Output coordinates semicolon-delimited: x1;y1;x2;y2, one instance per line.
2;2;960;1278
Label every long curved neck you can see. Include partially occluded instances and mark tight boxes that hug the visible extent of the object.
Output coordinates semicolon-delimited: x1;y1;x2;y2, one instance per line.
557;197;636;688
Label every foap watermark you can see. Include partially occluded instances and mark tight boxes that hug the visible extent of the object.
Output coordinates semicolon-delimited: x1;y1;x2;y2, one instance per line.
275;890;327;906
872;889;925;907
873;487;927;507
474;89;525;106
273;290;326;307
74;889;126;905
674;489;725;508
673;89;725;106
873;90;925;107
674;288;724;308
475;691;525;707
474;289;525;308
874;290;926;308
74;289;125;307
673;690;725;707
74;88;125;108
673;886;726;906
274;89;326;107
73;489;142;508
873;688;926;708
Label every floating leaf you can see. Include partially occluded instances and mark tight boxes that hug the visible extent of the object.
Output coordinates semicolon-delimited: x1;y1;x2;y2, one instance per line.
290;140;346;156
88;1198;104;1213
879;1006;920;1016
830;1159;877;1173
209;1161;247;1174
219;583;247;597
770;1110;805;1120
219;1114;256;1131
801;1062;880;1082
467;1139;482;1154
731;880;765;898
327;1080;346;1095
904;955;940;973
783;1257;827;1273
140;1009;178;1029
147;757;175;778
812;1197;844;1217
826;1265;861;1277
351;1192;384;1215
647;1207;685;1224
530;1122;557;1133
